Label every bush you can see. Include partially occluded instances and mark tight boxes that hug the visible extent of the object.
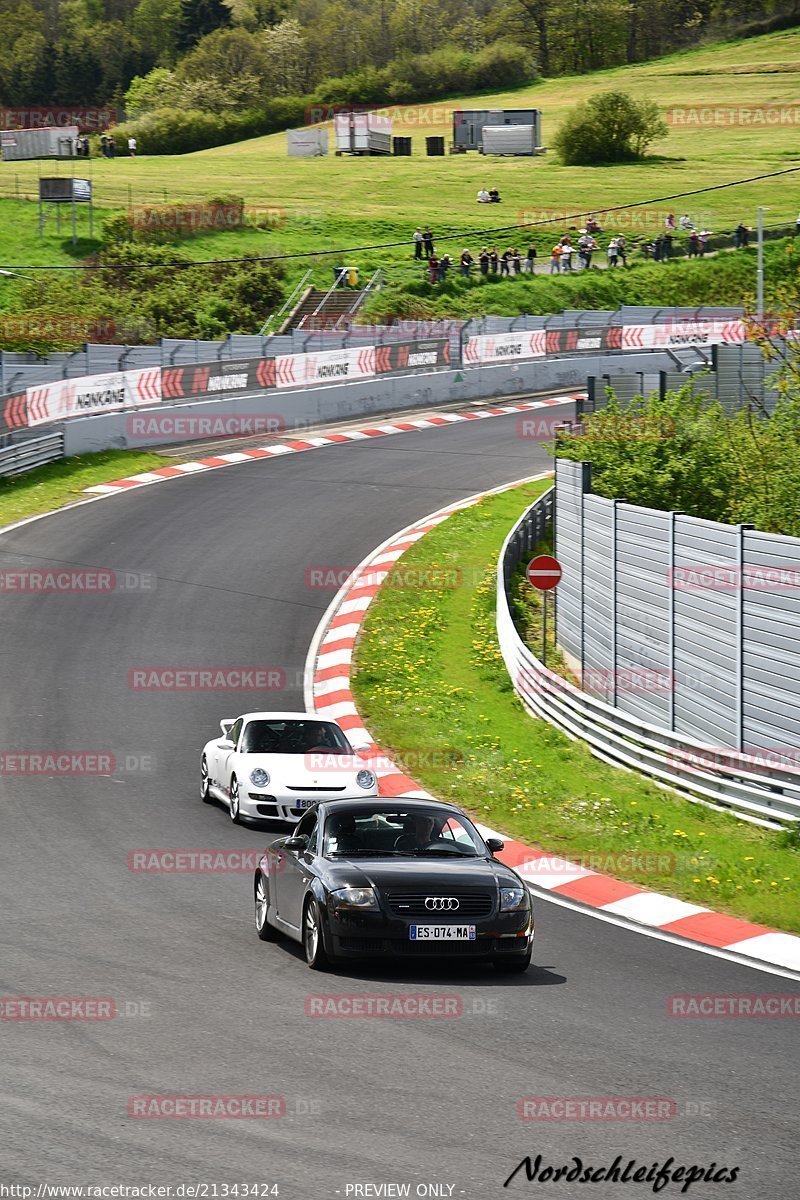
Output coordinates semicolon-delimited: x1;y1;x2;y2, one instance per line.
554;90;667;165
112;96;311;155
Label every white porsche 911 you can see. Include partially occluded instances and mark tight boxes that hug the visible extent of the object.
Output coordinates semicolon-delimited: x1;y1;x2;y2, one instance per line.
200;711;379;823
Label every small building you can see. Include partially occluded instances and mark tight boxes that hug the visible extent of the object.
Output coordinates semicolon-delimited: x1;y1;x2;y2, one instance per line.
452;109;542;153
1;126;79;161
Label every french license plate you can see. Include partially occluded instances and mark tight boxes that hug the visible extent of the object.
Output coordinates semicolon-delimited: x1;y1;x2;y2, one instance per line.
410;925;476;941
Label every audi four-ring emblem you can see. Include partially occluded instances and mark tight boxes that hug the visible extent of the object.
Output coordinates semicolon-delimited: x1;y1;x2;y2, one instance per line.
425;896;460;910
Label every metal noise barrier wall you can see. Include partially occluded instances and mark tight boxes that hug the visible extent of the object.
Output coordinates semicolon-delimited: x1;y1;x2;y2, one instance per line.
496;474;800;828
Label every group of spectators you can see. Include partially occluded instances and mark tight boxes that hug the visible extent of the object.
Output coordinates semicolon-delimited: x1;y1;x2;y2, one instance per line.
70;133;138;158
412;209;759;284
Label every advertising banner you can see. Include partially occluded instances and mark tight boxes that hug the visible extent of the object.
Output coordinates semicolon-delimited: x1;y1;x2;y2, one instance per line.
162;359;264;402
275;347;376;389
622;320;745;350
375;339;450;374
463;330;546;364
27;368;161;427
0;390;29;434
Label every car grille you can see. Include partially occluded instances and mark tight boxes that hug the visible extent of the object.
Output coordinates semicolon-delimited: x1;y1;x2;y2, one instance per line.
385;892;494;918
287;786;347;792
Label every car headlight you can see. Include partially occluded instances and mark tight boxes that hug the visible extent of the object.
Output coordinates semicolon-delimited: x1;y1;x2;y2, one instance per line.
250;768;270;787
330;886;379;911
500;886;530;911
356;769;376;790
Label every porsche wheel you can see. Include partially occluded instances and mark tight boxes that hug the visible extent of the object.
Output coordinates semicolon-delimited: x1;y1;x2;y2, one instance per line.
229;775;240;823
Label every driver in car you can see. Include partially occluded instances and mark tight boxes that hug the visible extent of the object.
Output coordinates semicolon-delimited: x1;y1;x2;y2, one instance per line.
329;813;363;854
394;814;437;851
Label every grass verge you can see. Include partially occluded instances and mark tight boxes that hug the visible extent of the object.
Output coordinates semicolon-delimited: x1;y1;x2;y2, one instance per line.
351;480;800;933
0;449;171;526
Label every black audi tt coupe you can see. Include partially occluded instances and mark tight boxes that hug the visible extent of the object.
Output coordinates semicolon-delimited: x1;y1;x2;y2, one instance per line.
253;797;534;972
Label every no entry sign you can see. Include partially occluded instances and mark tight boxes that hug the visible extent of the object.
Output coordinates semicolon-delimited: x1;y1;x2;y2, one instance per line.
526;554;562;591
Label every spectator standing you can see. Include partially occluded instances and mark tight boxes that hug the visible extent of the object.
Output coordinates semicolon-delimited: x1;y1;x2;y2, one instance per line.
560;242;574;272
511;248;522;275
100;134;108;158
422;227;434;258
428;254;440;284
796;212;800;236
662;231;673;258
128;136;137;157
549;243;562;273
489;247;499;274
479;247;490;275
413;227;423;259
653;234;664;262
439;253;452;282
607;237;619;268
108;134;116;158
460;248;474;277
697;230;710;257
500;248;512;276
643;240;655;259
525;245;537;273
734;223;749;248
688;231;699;258
617;234;627;267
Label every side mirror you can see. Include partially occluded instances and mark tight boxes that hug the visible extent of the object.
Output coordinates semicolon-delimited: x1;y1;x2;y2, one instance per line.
284;836;306;851
485;837;505;854
352;744;372;756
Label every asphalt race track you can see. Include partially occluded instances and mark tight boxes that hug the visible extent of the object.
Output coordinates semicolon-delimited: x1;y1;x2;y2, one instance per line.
1;408;799;1198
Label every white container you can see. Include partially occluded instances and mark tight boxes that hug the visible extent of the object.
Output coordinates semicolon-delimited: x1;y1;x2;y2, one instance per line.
1;126;79;160
334;112;392;156
480;124;538;156
287;128;329;157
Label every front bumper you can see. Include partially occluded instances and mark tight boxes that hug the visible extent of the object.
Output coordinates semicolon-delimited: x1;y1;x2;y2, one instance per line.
325;904;533;960
239;789;378;823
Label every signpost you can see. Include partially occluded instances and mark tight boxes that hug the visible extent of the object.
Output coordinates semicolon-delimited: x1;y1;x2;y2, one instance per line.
526;554;562;666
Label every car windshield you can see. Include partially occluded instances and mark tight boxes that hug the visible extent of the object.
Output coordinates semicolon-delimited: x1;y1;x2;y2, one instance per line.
322;806;484;857
241;720;352;755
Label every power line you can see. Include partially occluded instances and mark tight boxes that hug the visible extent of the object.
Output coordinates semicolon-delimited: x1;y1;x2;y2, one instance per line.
1;165;798;273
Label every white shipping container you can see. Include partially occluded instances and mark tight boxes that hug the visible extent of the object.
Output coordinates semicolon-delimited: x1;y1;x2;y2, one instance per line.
334;112;392;156
1;125;79;161
287;128;329;157
480;125;538;156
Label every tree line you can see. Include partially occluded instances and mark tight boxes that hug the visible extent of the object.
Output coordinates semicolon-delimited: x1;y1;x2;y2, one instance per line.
1;0;797;109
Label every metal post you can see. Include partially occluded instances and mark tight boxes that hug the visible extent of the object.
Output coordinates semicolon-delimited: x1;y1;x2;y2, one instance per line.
579;461;592;684
757;206;764;322
542;591;547;667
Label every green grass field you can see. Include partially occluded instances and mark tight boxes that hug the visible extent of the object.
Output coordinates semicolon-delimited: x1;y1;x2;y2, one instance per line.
0;29;796;324
351;483;800;933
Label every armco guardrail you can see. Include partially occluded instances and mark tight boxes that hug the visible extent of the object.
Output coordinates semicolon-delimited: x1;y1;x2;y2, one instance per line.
497;488;800;827
0;430;64;477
